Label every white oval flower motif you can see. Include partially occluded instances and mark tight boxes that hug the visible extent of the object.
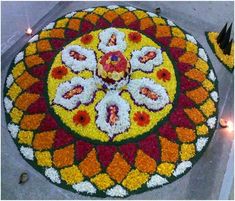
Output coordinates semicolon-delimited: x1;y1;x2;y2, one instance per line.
127;78;170;111
106;185;128;197
198;48;208;62
207;116;217;129
45;168;61;184
28;34;39;43
125;6;136;11
6;74;14;88
42;22;55;31
210;91;219;102
4;97;13;113
54;77;97;110
8;123;19;139
95;91;130;138
208;69;216;82
62;45;97;72
65;11;76;18
173;161;192;177
130;47;163;72
186;34;197;44
83;7;94;12
73;181;96;194
167;19;176;26
107;5;119;10
147;11;158;17
20;146;34;160
147;174;168;188
98;28;127;53
14;51;24;64
196;137;209;152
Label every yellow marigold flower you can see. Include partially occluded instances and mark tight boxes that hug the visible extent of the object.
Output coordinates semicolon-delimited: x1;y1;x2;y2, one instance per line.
157;163;175;177
25;43;37;56
56;18;69;28
196;124;209;135
186;41;198;54
152;17;166;25
180;144;195;160
10;107;23;123
202;79;214;91
18;131;34;145
122;169;149;191
195;58;209;74
35;151;52;167
60;165;84;185
12;62;25;78
134;10;148;19
172;27;185;39
91;173;114;190
200;98;216;117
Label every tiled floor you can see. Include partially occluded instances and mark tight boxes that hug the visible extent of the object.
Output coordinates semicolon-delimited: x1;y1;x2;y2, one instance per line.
1;1;234;200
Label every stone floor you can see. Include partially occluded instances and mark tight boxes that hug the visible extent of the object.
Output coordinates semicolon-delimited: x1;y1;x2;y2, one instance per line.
1;1;234;200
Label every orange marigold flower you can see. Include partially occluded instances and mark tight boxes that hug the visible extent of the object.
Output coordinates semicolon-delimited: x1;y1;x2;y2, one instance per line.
51;66;68;79
157;68;171;82
73;110;90;126
81;34;93;44
128;32;142;43
134;111;150;127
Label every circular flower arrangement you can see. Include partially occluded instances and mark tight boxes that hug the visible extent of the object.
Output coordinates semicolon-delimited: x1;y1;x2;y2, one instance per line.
4;5;219;198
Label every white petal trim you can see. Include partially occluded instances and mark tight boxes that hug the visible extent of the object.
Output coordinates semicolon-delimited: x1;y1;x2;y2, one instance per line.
73;181;96;194
45;168;61;184
42;22;55;30
126;6;136;11
83;8;94;12
127;78;170;111
147;11;158;17
62;45;97;72
98;28;127;53
207;116;217;129
65;11;76;18
167;19;176;26
20;146;34;160
14;51;24;64
173;161;192;177
6;74;14;88
107;5;119;10
106;185;128;197
196;137;209;152
95;91;130;138
147;174;168;188
130;46;163;72
208;70;216;82
4;97;13;113
28;34;38;43
210;91;219;102
186;34;197;44
8;123;19;139
199;48;208;62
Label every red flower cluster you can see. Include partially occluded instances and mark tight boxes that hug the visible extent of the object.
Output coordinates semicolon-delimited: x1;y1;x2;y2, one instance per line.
157;68;171;82
134;111;150;126
128;32;142;43
81;34;93;44
73;110;90;126
51;66;68;79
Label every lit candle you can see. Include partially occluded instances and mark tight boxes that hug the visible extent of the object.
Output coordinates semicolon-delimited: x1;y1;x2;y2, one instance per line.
219;118;234;132
25;27;32;35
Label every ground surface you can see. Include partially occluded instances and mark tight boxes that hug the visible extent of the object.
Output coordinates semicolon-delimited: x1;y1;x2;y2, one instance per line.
1;1;234;200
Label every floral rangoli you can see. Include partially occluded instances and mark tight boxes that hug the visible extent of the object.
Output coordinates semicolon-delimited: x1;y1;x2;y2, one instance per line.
4;5;219;197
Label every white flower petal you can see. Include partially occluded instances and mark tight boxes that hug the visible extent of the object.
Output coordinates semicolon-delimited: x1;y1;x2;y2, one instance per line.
14;51;24;64
196;137;209;152
210;91;219;102
207;116;217;129
28;34;38;43
4;97;13;113
43;22;55;30
173;161;192;177
208;70;216;82
107;5;119;10
127;78;170;111
54;77;97;110
65;11;76;18
147;174;168;188
73;181;96;194
186;34;197;44
98;28;127;53
45;168;61;184
126;6;136;11
130;46;163;72
6;74;14;88
20;146;34;160
106;185;128;197
62;45;97;72
95;91;130;138
147;12;158;17
83;8;94;12
8;123;19;139
167;19;175;26
199;48;208;61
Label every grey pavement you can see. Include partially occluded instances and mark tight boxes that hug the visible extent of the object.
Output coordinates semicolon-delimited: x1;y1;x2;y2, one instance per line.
1;1;234;200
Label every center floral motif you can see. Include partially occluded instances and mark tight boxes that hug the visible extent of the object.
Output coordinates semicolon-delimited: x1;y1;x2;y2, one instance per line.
49;27;176;141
